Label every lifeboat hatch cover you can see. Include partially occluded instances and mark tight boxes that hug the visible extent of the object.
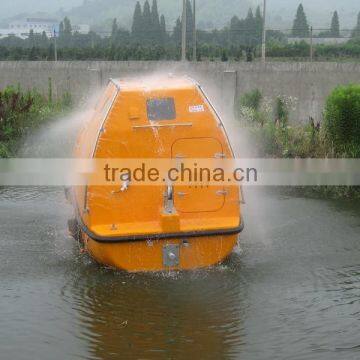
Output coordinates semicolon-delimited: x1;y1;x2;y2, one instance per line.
171;138;226;213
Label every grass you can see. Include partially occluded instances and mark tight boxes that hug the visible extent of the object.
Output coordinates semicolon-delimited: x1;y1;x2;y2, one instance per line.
0;85;72;157
236;89;360;199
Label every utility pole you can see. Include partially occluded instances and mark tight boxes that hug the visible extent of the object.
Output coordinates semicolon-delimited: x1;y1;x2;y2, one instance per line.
192;0;197;61
310;26;313;62
181;0;187;61
261;0;267;64
54;30;58;62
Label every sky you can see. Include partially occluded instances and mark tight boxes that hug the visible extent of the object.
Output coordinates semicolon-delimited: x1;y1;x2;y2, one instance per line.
0;0;359;30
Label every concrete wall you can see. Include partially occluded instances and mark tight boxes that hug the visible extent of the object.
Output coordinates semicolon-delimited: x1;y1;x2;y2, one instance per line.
0;61;359;123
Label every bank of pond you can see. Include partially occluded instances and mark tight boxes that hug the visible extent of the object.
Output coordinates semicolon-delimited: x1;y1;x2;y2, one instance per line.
0;83;359;199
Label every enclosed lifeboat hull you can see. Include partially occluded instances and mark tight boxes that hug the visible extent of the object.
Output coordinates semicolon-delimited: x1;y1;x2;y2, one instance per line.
70;77;243;272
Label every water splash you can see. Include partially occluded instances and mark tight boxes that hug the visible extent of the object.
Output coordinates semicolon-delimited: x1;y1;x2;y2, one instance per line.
18;91;102;158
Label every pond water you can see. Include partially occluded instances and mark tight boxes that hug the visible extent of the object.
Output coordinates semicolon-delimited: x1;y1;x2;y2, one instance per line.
1;186;359;360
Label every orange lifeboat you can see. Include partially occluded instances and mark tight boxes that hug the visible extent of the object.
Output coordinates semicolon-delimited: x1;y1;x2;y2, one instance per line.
68;76;243;272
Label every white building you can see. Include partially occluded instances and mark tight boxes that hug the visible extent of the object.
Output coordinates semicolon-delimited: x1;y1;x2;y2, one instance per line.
72;24;90;34
5;18;58;39
0;18;89;40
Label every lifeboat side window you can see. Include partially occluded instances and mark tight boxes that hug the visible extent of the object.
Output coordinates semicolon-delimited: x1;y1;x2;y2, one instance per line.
147;98;176;121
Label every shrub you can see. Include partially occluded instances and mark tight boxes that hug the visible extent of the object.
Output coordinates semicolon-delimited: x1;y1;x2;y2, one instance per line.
0;142;10;157
0;86;72;157
236;89;268;126
275;96;289;126
239;89;262;111
0;87;35;142
324;84;360;156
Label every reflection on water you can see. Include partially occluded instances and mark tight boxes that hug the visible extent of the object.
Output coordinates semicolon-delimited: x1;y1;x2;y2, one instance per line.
63;265;247;360
0;186;360;360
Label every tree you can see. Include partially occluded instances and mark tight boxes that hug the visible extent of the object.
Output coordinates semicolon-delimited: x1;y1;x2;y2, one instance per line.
292;4;310;37
172;18;182;45
28;46;37;60
221;49;228;61
143;0;152;43
230;16;242;45
352;12;360;38
160;14;167;44
59;21;64;37
41;31;48;47
151;0;161;43
245;8;256;46
324;84;360;153
330;11;340;37
60;17;73;46
63;17;72;36
171;1;193;47
111;18;118;39
255;6;263;44
28;29;35;47
186;0;193;46
131;1;143;43
48;43;55;60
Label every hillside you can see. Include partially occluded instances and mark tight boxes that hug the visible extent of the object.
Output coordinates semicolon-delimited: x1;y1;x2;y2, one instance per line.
1;0;359;32
0;0;82;18
62;0;253;30
265;0;360;30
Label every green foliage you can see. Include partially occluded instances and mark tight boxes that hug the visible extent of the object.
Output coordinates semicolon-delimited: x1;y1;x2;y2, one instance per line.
62;92;73;108
130;0;167;45
151;0;161;43
248;117;360;198
0;86;72;157
237;87;360;160
236;85;360;199
352;12;360;38
240;89;262;111
236;89;267;127
142;0;152;41
0;3;359;62
253;122;326;158
160;15;167;45
59;21;64;37
57;17;73;47
185;0;194;46
324;84;360;157
318;11;341;39
0;142;11;158
330;11;340;37
172;18;182;45
171;0;193;46
266;40;360;61
266;41;310;58
221;49;228;61
275;96;289;126
111;18;118;39
292;4;310;37
245;9;256;46
255;6;263;41
131;1;143;43
314;42;360;59
11;40;360;61
48;77;53;104
63;17;72;35
229;7;263;47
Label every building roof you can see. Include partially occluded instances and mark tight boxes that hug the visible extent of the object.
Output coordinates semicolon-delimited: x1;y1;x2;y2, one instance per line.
26;18;58;23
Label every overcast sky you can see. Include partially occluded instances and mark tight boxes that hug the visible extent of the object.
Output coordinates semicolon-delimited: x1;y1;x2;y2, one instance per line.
0;0;358;28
